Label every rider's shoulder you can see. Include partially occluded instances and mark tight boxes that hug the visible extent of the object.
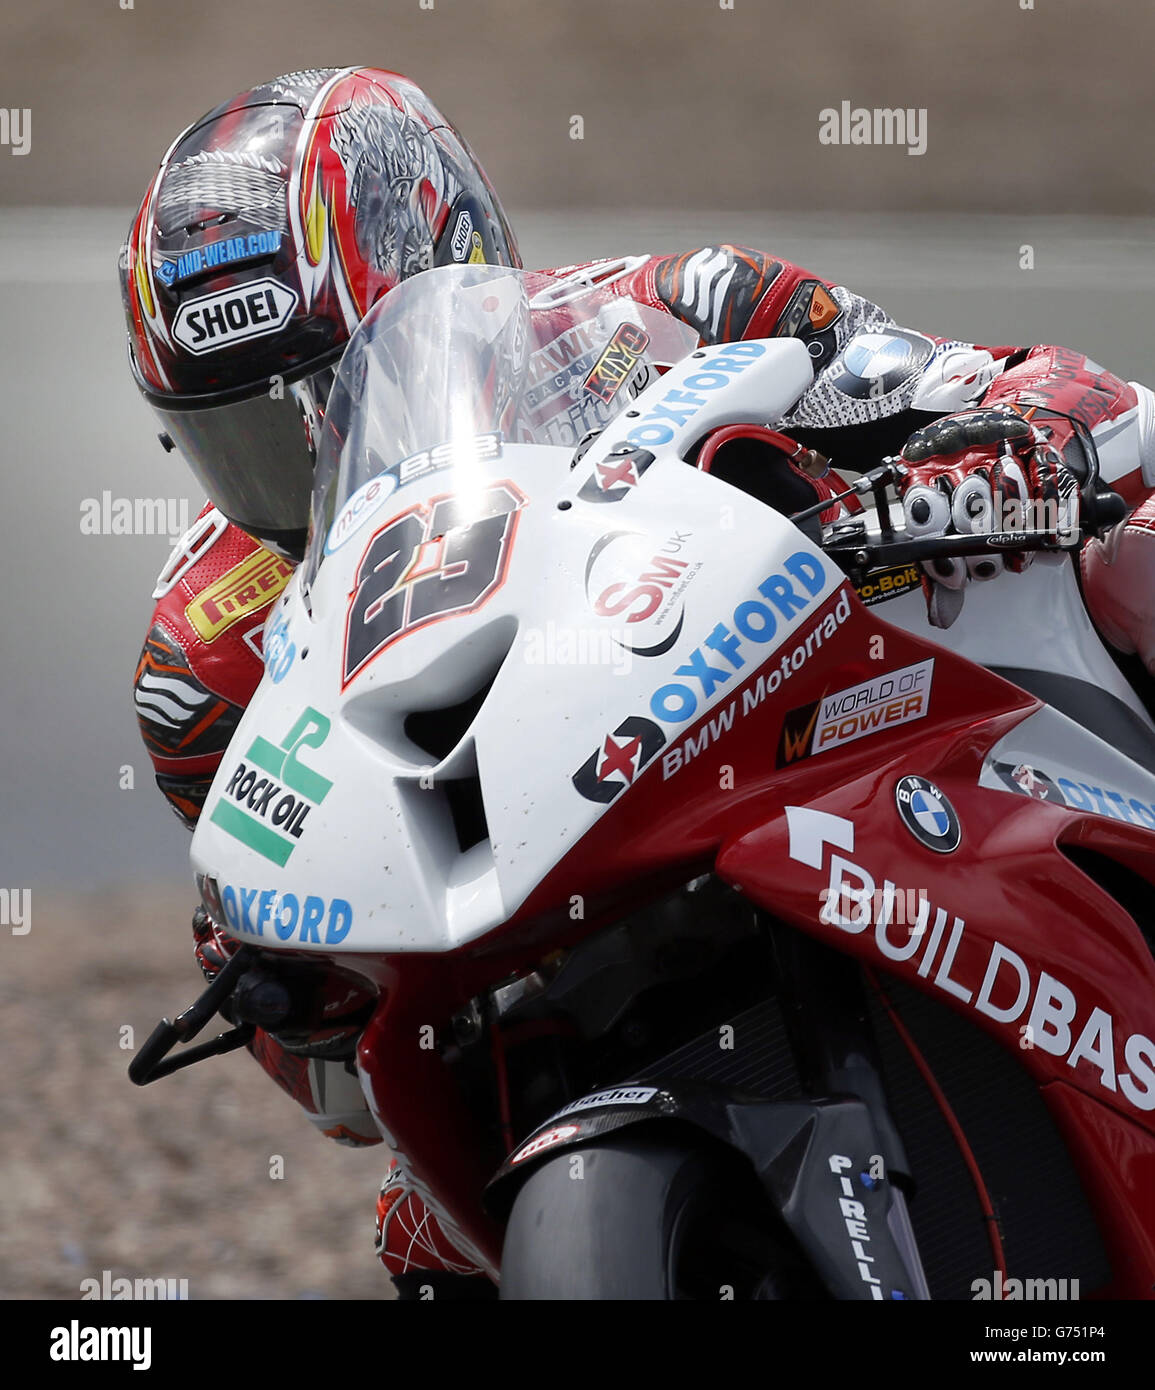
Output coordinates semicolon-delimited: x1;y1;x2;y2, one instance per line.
145;504;294;656
535;246;828;345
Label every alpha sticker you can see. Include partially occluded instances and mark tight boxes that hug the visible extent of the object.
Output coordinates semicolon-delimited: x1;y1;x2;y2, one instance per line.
577;448;657;505
994;761;1064;802
894;774;961;853
172;278;298;354
992;762;1155;828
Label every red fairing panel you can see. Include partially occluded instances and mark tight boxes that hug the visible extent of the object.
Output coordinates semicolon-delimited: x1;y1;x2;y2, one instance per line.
1041;1083;1155;1298
715;768;1155;1133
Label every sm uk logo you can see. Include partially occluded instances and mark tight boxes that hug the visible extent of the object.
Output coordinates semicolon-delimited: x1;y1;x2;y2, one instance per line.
209;708;333;866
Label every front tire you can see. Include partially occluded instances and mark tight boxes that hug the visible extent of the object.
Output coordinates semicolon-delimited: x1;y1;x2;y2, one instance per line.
499;1128;816;1300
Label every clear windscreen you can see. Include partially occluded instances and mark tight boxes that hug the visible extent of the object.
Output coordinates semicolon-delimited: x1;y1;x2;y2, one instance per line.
304;264;699;582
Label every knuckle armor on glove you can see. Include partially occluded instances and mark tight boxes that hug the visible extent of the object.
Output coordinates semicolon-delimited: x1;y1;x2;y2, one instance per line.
898;407;1074;626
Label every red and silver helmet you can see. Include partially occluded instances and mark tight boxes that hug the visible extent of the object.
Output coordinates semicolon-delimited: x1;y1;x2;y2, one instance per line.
121;67;520;558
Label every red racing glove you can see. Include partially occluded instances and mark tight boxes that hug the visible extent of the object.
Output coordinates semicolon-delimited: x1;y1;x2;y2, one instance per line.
898;406;1082;627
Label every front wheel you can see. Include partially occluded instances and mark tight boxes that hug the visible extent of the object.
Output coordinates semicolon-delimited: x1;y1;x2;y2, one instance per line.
499;1129;821;1300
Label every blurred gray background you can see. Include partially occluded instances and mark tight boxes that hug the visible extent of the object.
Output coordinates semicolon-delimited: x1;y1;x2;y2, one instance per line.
0;0;1152;1301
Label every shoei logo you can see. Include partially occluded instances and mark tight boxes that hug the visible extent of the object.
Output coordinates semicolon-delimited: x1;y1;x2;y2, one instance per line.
172;278;298;355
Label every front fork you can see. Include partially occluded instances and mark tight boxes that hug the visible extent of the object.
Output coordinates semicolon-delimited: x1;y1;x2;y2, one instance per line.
767;925;931;1299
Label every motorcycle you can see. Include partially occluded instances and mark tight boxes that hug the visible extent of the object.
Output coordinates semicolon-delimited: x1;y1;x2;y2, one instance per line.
132;263;1155;1299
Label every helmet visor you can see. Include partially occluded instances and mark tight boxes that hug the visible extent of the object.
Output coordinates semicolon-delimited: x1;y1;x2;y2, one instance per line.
148;363;338;554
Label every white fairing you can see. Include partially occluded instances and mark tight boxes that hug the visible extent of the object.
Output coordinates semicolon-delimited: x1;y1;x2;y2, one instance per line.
191;266;1154;959
195;448;841;954
192;267;836;954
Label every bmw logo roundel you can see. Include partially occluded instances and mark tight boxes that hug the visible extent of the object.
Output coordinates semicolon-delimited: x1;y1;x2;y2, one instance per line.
894;775;961;853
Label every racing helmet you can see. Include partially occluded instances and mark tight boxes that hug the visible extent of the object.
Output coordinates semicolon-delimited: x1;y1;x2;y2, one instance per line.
120;66;521;559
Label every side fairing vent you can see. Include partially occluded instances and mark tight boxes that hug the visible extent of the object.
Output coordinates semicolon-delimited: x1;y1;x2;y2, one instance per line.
342;617;519;940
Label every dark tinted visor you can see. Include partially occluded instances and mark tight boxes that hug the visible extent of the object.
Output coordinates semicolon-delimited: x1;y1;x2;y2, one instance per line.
148;362;338;552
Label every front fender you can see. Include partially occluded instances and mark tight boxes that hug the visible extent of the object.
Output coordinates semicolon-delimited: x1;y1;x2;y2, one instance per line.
486;1079;929;1300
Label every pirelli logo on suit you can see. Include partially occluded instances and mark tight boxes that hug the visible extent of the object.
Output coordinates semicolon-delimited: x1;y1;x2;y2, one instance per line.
185;549;293;643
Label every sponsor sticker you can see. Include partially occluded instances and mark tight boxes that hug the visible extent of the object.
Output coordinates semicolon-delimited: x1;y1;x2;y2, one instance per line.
854;562;922;607
219;883;353;945
263;614;295;684
450;209;474;262
586;528;698;658
157;231;283;288
575;556;846;801
577;447;657;505
622;341;766;449
172;278;298;354
786;804;1155;1115
326;435;503;555
583;322;651;405
553;1086;658;1117
325;472;399;555
992;762;1155;829
511;1124;581;1165
777;658;933;767
209;707;333;866
185;548;293;642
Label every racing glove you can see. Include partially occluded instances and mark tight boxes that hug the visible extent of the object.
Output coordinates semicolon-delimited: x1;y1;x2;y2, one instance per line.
897;406;1082;627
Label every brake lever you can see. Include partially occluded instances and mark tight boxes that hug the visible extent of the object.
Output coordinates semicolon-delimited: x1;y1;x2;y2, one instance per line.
128;945;257;1086
823;528;1077;579
789;459;908;529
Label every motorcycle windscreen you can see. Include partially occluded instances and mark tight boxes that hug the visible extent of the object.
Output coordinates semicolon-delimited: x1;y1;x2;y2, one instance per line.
302;264;699;587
